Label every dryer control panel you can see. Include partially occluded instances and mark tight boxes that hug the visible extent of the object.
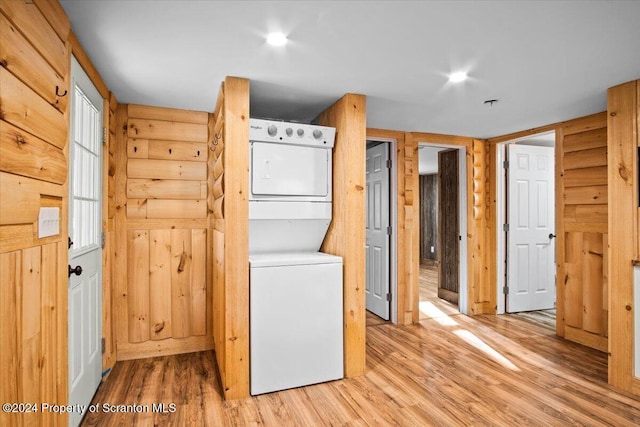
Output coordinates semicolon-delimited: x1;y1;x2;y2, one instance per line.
249;118;336;148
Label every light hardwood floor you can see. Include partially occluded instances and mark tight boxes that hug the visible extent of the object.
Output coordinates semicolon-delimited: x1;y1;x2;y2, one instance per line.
83;268;640;426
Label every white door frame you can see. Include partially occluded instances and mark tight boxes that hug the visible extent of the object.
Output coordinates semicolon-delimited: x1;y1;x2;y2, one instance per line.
495;131;556;314
417;142;468;315
366;138;398;324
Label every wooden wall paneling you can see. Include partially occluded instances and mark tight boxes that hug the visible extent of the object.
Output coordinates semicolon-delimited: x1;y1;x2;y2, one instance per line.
146;199;207;219
564;237;585;329
21;246;42;424
0;13;67;112
191;228;207;336
0;68;67;149
127;230;150;343
0;172;42;226
127;118;208;143
128;104;209;125
40;242;58;422
149;229;172;340
147;140;208;162
113;104;130;352
563;147;607;169
555;128;566;337
0;251;20;427
171;229;192;339
0;120;66;184
206;113;215;342
607;80;637;393
0;0;67;76
557;113;608;350
218;76;250;399
115;101;214;361
33;0;70;42
127;138;149;158
102;94;116;376
407;139;420;323
318;93;367;377
563;127;608;152
211;84;225;381
582;232;604;334
563;166;607;187
127;178;206;200
127;158;207;180
126;198;147;219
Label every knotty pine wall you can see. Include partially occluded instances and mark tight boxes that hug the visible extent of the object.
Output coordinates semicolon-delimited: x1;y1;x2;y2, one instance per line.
0;1;71;425
113;104;214;360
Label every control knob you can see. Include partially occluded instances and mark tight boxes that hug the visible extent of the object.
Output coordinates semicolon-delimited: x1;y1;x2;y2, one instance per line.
313;129;323;139
267;125;278;137
285;127;293;137
297;128;304;137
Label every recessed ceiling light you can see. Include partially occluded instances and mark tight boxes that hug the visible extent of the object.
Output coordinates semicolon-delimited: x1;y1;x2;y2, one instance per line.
266;32;288;46
448;72;468;83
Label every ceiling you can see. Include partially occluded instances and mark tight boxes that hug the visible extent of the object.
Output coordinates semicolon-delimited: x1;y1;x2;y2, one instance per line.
60;1;640;139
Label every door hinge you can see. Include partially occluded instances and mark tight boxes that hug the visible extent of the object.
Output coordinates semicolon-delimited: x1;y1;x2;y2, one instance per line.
101;337;105;355
101;231;106;249
386;159;392;169
102;127;107;145
503;160;509;169
386;293;392;302
503;286;509;295
503;223;509;232
386;226;392;235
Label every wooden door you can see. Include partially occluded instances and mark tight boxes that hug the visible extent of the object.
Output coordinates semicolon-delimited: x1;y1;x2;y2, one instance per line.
438;150;459;304
365;143;390;320
506;144;555;313
419;174;438;261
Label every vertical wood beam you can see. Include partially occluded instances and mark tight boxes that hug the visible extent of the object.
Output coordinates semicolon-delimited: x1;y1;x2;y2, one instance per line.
555;127;566;337
607;80;638;392
317;93;367;377
221;76;250;399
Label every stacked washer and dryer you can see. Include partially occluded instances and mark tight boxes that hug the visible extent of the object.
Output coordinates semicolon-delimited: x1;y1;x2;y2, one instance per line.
248;118;344;395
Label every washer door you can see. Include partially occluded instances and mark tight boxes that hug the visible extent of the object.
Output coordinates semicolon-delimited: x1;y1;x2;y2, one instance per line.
251;142;328;197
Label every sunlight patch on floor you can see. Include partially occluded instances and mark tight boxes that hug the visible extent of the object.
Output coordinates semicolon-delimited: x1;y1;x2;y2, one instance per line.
419;301;458;326
454;329;521;371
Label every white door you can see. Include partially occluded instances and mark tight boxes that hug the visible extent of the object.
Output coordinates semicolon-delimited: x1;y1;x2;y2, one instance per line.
68;57;103;427
506;144;555;313
365;143;390;320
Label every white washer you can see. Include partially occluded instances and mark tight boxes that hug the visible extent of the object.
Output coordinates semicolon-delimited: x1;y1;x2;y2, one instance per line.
250;252;343;395
248;119;343;395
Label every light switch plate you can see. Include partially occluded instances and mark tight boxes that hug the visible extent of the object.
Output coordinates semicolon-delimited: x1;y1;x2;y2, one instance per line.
38;207;60;238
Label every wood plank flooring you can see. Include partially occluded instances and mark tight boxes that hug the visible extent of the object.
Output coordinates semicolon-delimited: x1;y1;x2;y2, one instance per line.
83;266;640;426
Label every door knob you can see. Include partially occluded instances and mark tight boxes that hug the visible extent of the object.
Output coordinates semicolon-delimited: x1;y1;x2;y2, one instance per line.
548;233;556;239
68;237;74;249
68;265;83;277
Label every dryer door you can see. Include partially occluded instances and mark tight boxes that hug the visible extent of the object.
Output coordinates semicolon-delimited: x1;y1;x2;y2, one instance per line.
251;142;329;197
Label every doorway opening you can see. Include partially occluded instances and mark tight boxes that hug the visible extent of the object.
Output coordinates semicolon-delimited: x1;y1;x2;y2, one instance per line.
418;143;468;319
496;131;556;329
365;139;397;325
